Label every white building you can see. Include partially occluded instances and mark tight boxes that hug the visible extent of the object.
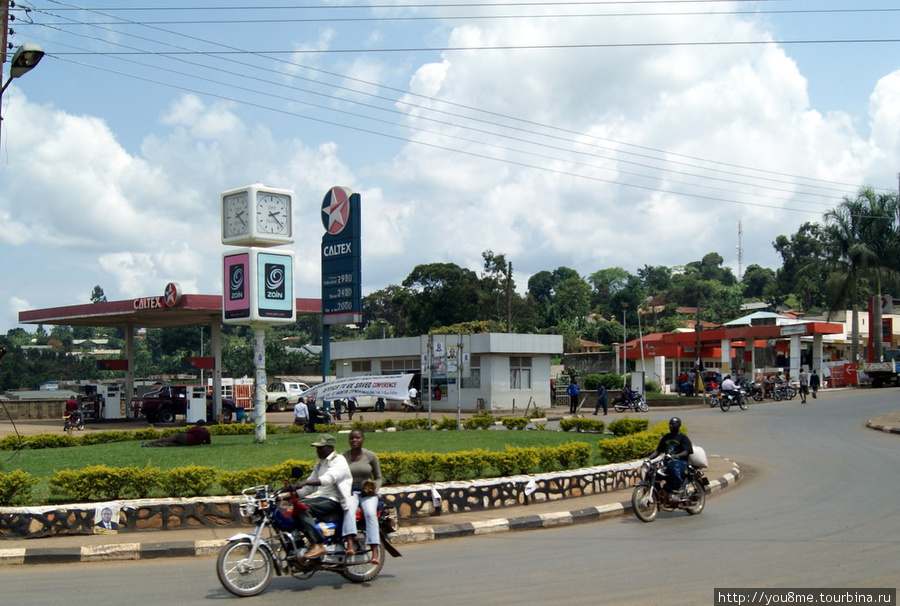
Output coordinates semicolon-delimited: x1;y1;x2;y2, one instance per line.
331;333;563;412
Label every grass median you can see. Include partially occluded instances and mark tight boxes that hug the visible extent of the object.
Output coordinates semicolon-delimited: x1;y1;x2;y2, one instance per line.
1;428;610;503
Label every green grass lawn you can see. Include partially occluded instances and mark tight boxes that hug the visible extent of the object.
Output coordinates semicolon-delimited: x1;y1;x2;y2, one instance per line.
2;429;607;502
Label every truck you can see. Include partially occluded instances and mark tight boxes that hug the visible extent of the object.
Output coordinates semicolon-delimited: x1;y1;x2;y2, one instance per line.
265;381;310;412
860;358;900;387
130;384;236;424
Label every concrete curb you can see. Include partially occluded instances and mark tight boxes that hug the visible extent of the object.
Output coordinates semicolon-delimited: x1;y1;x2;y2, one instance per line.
0;459;740;566
865;419;900;435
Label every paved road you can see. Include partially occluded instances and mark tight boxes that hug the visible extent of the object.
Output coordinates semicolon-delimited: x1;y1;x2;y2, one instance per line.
2;388;897;605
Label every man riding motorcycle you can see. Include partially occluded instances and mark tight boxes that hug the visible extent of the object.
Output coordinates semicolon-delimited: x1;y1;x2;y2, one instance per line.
720;374;740;403
648;417;693;495
289;434;352;560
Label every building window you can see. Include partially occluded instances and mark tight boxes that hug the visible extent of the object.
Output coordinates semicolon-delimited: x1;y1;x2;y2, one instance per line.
509;356;532;390
352;360;372;373
462;354;481;389
382;358;418;372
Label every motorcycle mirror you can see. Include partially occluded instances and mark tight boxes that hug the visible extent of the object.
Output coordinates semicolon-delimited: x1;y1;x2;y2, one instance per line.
290;466;304;478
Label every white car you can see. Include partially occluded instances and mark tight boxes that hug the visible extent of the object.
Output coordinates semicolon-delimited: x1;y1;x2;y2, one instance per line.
265;381;310;412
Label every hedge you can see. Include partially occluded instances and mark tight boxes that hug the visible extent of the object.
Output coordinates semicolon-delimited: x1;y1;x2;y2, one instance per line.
597;421;686;463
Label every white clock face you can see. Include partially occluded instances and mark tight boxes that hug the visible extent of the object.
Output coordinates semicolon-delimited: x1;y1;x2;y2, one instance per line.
256;193;291;235
224;193;250;237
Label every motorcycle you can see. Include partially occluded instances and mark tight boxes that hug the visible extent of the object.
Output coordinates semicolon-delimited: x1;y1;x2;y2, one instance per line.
401;398;425;413
713;388;749;412
216;481;401;597
613;387;649;413
631;455;708;522
771;381;796;401
62;411;85;434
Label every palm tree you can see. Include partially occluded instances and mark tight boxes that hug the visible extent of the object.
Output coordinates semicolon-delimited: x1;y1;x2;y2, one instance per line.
822;188;900;364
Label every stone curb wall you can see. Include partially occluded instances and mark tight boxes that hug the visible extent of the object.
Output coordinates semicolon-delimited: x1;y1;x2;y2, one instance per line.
0;462;641;540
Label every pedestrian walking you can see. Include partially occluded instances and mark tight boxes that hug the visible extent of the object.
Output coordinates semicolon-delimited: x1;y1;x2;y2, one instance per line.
809;369;820;399
798;367;809;403
566;380;580;414
593;383;608;415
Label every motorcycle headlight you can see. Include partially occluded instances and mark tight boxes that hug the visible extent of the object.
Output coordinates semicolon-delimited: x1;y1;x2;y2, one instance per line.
239;496;258;517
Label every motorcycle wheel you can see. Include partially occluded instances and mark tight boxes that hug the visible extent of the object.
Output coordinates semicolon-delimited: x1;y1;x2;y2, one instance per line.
751;391;763;402
786;387;796;400
719;397;730;412
637;399;649;413
739;395;749;410
341;544;385;582
631;485;658;522
684;480;706;515
772;390;783;402
216;539;274;597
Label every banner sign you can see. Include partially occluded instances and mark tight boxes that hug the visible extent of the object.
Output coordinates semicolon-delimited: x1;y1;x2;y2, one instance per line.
298;374;414;402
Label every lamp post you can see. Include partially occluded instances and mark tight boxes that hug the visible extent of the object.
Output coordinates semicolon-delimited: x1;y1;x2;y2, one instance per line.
0;43;45;144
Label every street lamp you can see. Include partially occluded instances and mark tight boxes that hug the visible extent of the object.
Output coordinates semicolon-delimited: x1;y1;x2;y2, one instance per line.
1;43;45;142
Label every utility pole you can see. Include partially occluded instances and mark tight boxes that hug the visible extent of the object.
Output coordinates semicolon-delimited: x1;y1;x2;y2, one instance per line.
1;1;10;68
506;261;513;332
736;221;743;282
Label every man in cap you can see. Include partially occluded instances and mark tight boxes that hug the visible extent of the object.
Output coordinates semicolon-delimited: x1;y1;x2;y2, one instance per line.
290;434;352;560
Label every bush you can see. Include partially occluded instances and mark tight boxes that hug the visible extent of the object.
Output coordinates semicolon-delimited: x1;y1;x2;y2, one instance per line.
434;416;460;430
349;419;395;432
160;465;218;498
559;418;605;433
645;379;660;394
597;421;674;463
553;442;592;468
397;418;429;431
500;417;529;430
23;433;78;450
0;470;39;505
49;464;144;501
607;417;649;436
462;412;495;430
406;452;440;483
378;452;408;485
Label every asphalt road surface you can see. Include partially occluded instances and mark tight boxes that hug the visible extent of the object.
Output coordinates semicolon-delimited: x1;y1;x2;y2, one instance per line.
2;389;898;605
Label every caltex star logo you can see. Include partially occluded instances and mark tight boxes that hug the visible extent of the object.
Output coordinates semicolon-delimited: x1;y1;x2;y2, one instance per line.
321;186;352;235
164;282;182;307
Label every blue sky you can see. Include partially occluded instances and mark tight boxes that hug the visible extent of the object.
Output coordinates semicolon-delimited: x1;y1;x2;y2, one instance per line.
2;0;900;334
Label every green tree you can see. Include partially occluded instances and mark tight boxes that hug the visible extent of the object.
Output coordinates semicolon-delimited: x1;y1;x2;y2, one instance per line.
90;286;107;303
399;263;482;335
823;188;900;362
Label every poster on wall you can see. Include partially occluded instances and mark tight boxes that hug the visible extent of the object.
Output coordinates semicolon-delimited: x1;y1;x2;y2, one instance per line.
94;504;121;534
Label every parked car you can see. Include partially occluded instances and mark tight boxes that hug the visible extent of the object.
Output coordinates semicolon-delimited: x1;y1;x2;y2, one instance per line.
265;381;310;412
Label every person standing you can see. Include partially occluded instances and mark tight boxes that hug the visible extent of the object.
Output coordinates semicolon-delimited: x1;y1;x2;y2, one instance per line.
289;435;352;560
798;367;810;403
293;398;309;430
809;369;820;399
341;429;383;563
593;383;608;415
566;380;580;414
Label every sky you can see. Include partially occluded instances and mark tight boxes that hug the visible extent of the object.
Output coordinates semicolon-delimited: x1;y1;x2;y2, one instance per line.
2;0;900;335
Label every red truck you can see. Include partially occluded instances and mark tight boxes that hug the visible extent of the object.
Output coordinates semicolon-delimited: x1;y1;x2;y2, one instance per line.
130;384;236;424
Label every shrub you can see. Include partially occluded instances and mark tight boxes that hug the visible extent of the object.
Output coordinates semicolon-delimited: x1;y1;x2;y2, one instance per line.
0;434;28;451
0;470;39;505
559;418;605;433
434;416;460;430
607;417;649;437
160;465;218;498
500;417;529;430
350;419;395;432
406;452;440;483
526;407;546;419
462;412;495;430
597;421;672;463
378;452;408;485
209;423;257;436
24;433;78;450
553;442;592;468
435;451;474;480
49;464;141;501
645;379;661;394
397;418;429;431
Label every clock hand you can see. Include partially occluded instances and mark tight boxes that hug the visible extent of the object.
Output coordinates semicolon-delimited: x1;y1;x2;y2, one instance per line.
268;211;284;227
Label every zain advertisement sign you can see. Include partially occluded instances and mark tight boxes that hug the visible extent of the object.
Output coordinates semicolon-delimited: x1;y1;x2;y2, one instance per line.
222;249;294;324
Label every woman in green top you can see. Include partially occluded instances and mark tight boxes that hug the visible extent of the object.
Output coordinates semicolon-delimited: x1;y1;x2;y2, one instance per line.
342;429;383;562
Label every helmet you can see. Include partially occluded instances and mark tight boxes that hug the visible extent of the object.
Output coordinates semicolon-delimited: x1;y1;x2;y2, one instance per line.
669;417;682;432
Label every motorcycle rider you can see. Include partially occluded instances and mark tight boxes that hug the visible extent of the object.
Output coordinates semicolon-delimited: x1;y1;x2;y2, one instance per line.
720;374;740;403
648;417;693;497
289;435;352;560
64;394;82;427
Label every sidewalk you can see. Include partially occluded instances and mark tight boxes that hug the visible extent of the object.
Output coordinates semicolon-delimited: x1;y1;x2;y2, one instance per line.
0;456;740;566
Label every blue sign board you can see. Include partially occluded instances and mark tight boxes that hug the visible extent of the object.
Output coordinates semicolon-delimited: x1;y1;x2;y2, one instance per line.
320;187;361;325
